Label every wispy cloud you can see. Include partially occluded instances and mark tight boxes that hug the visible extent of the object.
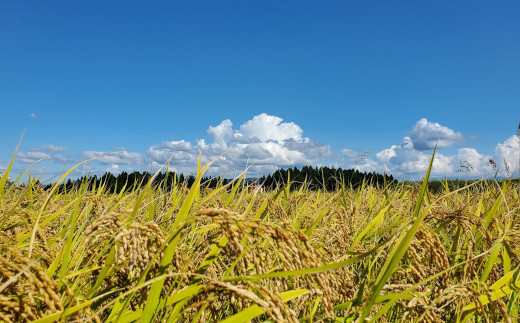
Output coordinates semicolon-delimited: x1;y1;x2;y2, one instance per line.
17;151;51;164
16;144;71;164
30;113;37;119
41;144;68;152
342;148;357;159
81;150;144;165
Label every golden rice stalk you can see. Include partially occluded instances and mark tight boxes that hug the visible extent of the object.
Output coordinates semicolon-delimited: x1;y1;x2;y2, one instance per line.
0;247;65;322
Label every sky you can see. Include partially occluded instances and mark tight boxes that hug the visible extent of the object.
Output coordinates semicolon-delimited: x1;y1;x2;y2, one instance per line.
1;1;519;182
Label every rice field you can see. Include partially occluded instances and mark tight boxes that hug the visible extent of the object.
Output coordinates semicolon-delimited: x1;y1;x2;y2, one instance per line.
1;152;520;322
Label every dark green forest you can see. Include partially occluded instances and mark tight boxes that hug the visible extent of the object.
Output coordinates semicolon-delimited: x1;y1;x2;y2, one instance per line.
45;166;394;193
258;166;393;191
38;167;519;194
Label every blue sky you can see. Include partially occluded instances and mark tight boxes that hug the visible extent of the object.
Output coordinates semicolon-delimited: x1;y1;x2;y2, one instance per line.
1;1;519;181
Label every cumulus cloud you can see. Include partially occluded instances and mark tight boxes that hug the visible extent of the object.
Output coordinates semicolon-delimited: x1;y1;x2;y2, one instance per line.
238;114;303;142
491;135;520;176
146;113;334;176
159;140;192;151
410;118;467;150
147;145;198;165
352;157;388;174
82;150;144;165
370;136;454;178
207;119;233;142
144;115;517;179
446;136;519;178
346;119;518;179
454;148;489;174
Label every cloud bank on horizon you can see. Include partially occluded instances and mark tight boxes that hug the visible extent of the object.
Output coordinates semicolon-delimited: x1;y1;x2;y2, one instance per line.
11;114;520;180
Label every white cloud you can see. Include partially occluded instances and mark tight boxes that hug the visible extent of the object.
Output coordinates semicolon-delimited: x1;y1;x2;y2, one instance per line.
369;136;454;178
352;157;387;174
16;144;73;165
30;113;37;119
147;146;198;164
103;164;136;175
355;119;481;179
82;150;144;165
146;113;334;176
492;135;520;176
453;148;489;175
400;152;453;177
41;144;68;152
18;151;51;164
238;113;303;142
207;119;233;142
197;139;207;149
376;137;414;164
411;118;466;150
107;164;120;173
162;140;193;151
360;127;518;179
445;136;519;178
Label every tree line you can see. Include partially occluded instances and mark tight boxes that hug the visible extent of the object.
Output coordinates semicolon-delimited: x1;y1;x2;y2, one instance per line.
47;171;231;194
258;166;394;191
45;166;394;194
